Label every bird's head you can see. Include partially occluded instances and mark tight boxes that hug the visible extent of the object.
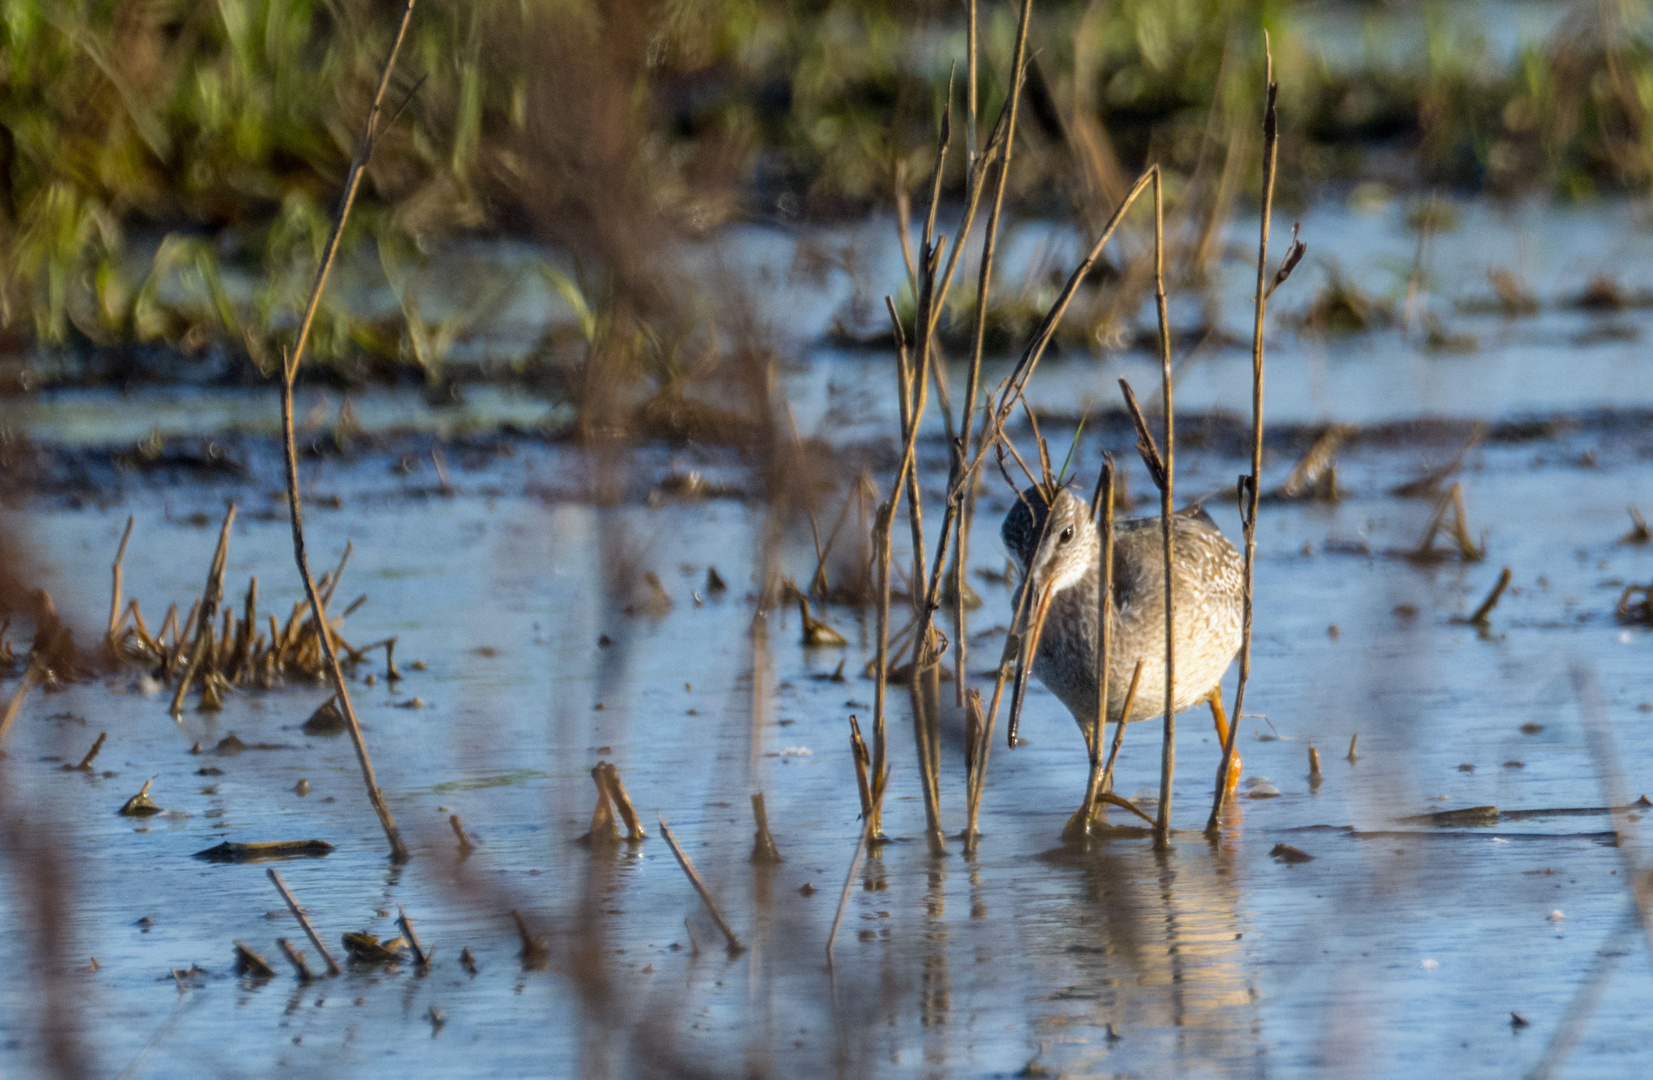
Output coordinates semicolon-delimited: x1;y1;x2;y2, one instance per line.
1001;486;1098;597
1000;485;1098;748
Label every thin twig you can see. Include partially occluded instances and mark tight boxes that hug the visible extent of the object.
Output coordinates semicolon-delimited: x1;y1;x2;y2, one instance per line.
276;938;315;982
267;869;342;976
1078;461;1115;836
1151;166;1176;851
0;663;42;748
657;816;745;955
108;515;134;645
396;904;430;967
275;0;418;863
1468;566;1513;626
1209;38;1278;835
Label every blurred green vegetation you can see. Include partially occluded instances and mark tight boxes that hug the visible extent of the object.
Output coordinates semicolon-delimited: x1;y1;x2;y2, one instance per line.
0;0;1650;389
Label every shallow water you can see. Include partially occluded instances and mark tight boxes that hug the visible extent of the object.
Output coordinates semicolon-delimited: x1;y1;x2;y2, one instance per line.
2;393;1652;1077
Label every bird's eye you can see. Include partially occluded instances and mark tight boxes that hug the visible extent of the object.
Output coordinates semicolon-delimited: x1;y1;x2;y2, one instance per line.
1059;525;1075;544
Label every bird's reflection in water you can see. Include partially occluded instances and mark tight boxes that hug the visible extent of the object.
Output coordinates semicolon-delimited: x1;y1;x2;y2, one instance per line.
1027;839;1262;1077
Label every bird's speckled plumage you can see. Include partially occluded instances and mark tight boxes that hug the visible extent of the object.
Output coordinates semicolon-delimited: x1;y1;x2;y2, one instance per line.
1002;486;1244;732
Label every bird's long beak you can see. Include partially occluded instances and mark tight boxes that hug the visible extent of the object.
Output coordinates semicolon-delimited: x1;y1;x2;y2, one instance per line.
1007;570;1059;749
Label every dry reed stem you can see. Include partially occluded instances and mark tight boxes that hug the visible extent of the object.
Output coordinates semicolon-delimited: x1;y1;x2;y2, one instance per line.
448;814;473;855
69;732;106;772
919;0;1032;773
274;0;417;863
396;904;430;967
848;715;875;824
580;766;621;848
1150;167;1176;851
107;515;133;646
962;545;1040;853
1209;40;1278;836
170;504;237;715
1077;461;1115;837
908;662;946;856
0;663;42;748
599;763;646;842
267;869;342;976
657;816;745;955
276;938;315;982
749;793;782;865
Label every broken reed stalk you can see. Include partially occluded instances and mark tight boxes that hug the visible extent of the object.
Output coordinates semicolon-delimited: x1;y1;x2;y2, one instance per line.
825;818;874;962
657;816;744;955
1150;166;1177;851
750;792;782;864
848;715;875;823
267;869;342;976
396;904;430;967
599;762;646;841
1209;42;1278;836
107;515;134;647
1078;461;1115;837
654;817;747;952
448;814;473;854
1469;566;1513;626
70;732;106;772
275;0;416;863
276;938;315;981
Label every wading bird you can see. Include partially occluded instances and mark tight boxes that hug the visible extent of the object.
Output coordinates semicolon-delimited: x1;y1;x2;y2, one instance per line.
1001;485;1245;819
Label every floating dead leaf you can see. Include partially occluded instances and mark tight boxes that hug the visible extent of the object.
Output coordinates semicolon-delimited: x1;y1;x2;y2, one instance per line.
342;931;408;965
798;596;847;647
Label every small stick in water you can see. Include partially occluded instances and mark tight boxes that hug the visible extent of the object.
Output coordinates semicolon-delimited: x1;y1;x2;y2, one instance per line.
119;778;162;817
397;904;430;968
750;793;783;865
276;938;314;982
267;869;342;976
599;762;646;841
449;814;473;855
234;942;276;978
1308;745;1323;792
657;816;745;955
64;732;107;772
1347;733;1359;763
108;515;135;646
1468;566;1513;626
577;765;621;848
848;716;874;824
512;911;548;970
0;663;43;748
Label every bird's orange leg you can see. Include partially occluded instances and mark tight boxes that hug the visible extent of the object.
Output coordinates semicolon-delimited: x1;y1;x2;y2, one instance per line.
1208;689;1241;792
